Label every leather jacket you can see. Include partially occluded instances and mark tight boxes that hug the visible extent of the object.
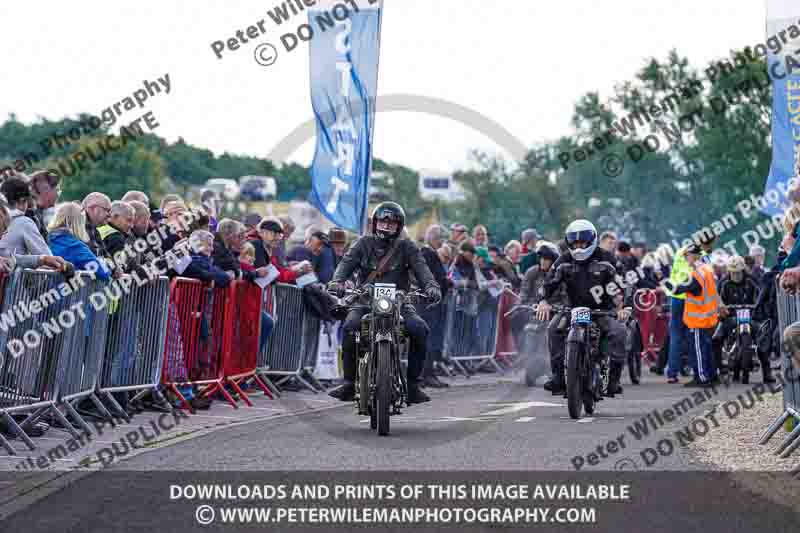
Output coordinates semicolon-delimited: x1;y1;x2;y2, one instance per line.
331;236;438;292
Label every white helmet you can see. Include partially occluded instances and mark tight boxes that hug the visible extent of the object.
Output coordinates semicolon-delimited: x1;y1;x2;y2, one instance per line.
565;219;598;262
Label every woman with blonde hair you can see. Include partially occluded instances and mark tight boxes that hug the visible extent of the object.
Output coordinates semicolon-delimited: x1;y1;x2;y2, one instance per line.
48;202;111;280
472;224;489;247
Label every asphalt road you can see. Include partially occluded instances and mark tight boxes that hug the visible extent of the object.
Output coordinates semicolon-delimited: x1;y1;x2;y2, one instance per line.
1;373;798;532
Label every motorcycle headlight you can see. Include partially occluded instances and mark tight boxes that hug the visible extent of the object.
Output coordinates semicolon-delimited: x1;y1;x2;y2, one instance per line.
375;297;393;315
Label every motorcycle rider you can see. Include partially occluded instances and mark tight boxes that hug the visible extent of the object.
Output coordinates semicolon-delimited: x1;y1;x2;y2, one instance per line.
536;220;631;396
713;255;773;384
327;202;442;404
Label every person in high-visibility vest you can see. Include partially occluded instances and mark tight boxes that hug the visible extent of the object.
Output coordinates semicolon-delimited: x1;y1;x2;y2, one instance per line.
663;238;712;383
664;244;720;387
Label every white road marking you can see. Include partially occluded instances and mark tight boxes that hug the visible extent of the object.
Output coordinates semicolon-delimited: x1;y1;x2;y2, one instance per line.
482;401;563;416
515;417;536;423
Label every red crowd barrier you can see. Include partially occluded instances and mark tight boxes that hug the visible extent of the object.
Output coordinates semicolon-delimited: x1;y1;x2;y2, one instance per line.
494;289;520;367
634;289;669;364
161;278;266;411
221;281;273;403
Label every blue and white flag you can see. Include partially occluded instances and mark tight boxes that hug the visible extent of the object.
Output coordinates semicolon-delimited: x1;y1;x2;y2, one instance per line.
308;0;383;233
763;0;800;216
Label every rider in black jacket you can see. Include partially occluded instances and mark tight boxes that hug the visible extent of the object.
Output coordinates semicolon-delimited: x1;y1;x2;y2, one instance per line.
713;256;774;383
536;220;631;396
327;203;441;404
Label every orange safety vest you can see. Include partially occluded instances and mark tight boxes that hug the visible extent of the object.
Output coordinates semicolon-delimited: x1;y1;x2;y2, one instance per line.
683;263;719;329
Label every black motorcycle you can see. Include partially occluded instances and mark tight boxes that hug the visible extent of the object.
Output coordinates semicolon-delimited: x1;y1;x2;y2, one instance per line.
562;306;616;420
721;304;757;385
341;283;429;436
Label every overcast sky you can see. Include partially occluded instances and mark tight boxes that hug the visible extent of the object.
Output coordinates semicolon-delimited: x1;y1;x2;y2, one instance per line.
0;1;767;173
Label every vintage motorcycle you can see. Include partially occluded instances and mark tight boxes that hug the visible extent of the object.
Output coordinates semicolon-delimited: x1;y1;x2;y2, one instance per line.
721;304;758;385
562;306;616;420
340;283;430;436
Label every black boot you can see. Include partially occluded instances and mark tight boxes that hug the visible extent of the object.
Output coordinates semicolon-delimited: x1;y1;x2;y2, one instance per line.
605;362;624;397
543;362;565;395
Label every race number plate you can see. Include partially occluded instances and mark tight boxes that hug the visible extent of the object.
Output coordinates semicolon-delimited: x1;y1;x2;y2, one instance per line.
374;283;397;302
572;309;591;325
736;309;751;323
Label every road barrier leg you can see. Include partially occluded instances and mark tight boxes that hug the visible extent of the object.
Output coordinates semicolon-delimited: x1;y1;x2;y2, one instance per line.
452;358;470;378
251;374;275;399
759;410;791;445
19;406;50;429
168;383;194;414
435;361;454;377
88;393;114;421
202;382;239;409
1;411;34;451
779;431;800;458
63;400;93;436
101;391;131;423
295;373;320;394
306;371;327;392
228;379;253;407
0;432;13;455
775;423;800;456
262;375;282;398
47;405;82;440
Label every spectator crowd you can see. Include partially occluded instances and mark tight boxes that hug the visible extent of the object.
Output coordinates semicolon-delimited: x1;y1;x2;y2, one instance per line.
0;165;797;439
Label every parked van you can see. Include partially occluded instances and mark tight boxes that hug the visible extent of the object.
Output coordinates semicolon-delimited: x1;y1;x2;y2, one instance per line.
418;171;466;203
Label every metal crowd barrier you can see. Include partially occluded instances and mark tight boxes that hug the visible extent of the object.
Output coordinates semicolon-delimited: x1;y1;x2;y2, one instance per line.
759;282;800;458
254;285;282;398
442;288;504;376
260;283;323;393
0;270;109;453
98;276;170;420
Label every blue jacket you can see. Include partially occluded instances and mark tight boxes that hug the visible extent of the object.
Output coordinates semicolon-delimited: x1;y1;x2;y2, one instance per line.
780;223;800;271
48;229;112;281
183;254;231;287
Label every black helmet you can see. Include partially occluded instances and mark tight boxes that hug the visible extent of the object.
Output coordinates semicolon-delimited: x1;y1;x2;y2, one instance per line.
371;202;405;241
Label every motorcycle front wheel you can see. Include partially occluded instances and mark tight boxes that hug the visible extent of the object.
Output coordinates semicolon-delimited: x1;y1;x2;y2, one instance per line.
376;343;392;436
565;341;584;420
740;332;753;385
358;355;374;428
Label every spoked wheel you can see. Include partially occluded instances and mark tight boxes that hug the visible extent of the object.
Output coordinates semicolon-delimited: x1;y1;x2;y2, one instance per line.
722;338;735;386
740;333;753;385
583;378;596;415
358;355;375;428
376;343;392;436
565;342;583;420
